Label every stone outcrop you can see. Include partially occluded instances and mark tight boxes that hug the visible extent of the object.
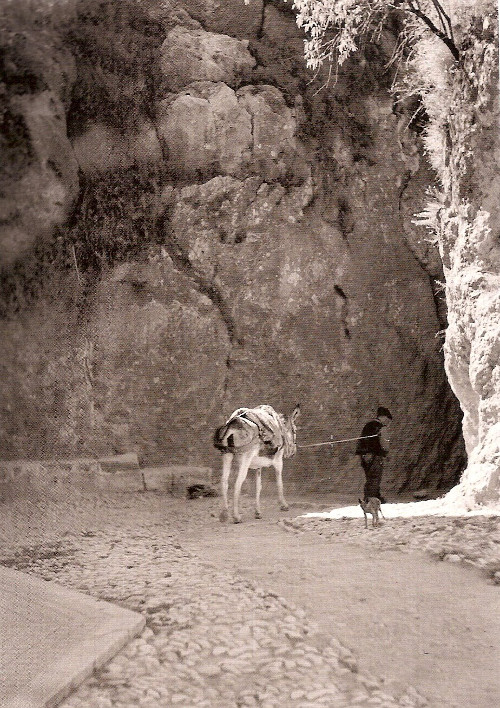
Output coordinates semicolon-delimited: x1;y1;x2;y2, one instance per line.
159;26;256;90
156;82;308;180
0;26;79;266
0;0;472;496
156;82;253;178
160;0;265;38
431;12;500;508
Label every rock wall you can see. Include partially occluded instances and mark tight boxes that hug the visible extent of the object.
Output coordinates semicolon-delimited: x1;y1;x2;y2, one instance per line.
416;9;500;508
0;16;79;267
0;0;467;495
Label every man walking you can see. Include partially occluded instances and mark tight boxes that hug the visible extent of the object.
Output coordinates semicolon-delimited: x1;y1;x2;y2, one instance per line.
355;406;393;503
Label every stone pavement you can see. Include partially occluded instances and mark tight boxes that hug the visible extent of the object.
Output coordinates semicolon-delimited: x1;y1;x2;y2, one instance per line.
2;491;498;708
0;565;145;708
0;493;428;708
284;510;500;582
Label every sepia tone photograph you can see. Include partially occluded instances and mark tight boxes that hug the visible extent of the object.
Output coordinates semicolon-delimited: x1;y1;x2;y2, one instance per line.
0;1;499;706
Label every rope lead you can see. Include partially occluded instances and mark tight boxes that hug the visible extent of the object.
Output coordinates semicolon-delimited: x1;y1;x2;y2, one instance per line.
298;434;379;449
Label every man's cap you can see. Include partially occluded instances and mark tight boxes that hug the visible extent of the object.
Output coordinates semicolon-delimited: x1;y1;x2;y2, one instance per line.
377;406;393;420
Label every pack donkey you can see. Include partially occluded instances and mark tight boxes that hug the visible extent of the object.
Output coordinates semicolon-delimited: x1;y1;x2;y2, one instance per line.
213;404;300;523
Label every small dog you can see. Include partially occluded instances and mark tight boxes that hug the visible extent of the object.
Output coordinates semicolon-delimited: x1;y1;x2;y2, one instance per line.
359;497;385;528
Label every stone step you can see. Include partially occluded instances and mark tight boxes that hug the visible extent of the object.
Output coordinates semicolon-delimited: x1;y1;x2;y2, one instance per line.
0;566;145;708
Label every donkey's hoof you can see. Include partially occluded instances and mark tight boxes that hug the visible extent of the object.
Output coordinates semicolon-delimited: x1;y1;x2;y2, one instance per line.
219;509;229;523
233;516;242;524
255;511;262;519
280;503;289;511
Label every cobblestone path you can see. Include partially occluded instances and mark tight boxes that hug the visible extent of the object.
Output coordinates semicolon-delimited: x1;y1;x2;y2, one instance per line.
0;493;428;708
285;512;500;583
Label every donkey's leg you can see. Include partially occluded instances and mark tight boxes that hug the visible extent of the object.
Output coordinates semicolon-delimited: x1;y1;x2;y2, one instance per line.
219;453;233;522
274;455;288;511
233;456;251;523
255;468;262;519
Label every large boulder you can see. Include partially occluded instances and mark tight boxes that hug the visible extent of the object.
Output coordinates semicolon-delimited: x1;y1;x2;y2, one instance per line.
156;82;252;178
159;26;255;91
156;82;309;182
166;157;463;492
180;0;264;38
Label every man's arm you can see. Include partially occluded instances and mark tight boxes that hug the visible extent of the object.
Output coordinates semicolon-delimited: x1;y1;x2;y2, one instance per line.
379;427;390;456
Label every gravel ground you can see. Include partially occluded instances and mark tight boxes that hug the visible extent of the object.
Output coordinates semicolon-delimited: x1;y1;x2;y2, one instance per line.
1;490;499;707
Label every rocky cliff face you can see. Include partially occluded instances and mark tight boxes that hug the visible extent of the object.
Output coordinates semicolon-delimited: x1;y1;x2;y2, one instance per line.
416;9;500;509
0;0;468;495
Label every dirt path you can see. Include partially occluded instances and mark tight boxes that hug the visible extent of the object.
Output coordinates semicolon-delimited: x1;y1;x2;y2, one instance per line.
184;497;500;708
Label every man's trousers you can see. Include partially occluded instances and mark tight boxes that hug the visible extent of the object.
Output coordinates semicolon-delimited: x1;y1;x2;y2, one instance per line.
360;454;384;501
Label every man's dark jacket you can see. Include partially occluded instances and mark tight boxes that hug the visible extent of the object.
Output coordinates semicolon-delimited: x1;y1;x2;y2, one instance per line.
355;419;387;456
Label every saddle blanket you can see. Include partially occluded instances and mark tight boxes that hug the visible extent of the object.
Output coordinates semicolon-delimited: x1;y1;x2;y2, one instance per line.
226;405;285;450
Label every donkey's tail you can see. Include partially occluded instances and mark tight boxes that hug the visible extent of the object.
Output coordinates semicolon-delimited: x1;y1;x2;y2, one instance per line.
213;417;258;453
213;422;232;452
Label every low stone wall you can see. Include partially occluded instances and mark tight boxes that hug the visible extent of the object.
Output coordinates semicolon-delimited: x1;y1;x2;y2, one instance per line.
0;456;213;502
141;465;214;496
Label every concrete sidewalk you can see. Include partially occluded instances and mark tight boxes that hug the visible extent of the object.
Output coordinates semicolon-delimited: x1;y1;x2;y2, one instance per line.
0;566;145;708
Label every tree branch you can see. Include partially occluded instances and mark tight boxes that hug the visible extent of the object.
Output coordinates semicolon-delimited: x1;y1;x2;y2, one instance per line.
430;0;456;46
406;0;459;60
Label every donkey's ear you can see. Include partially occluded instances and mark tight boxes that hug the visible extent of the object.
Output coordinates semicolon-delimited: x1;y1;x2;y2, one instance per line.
291;404;301;421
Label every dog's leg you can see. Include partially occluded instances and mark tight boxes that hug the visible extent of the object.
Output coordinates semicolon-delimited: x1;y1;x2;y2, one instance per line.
274;454;288;511
219;453;232;522
255;468;262;519
233;455;251;523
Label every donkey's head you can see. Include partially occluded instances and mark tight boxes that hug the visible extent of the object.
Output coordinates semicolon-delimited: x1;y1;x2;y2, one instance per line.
283;404;300;458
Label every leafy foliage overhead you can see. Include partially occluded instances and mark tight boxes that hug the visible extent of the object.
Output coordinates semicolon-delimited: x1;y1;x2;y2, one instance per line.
263;0;460;67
